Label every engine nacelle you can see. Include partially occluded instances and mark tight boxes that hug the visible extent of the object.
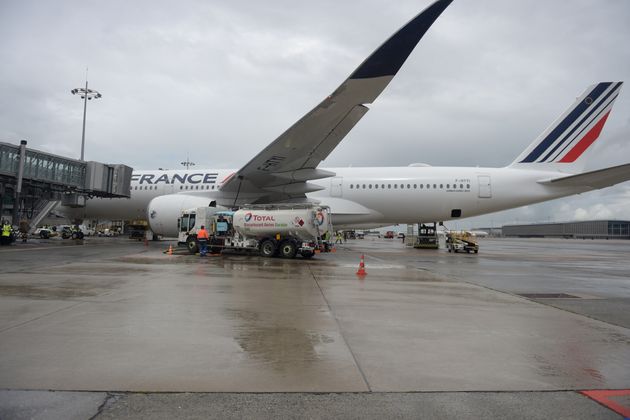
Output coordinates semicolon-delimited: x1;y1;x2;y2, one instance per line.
147;194;216;237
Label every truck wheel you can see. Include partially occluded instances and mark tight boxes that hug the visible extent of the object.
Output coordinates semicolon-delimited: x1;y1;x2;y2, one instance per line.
279;240;297;259
260;239;276;258
186;235;198;254
40;231;50;239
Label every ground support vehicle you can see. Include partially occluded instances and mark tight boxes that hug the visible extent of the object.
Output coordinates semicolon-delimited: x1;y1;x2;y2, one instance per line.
414;223;439;249
446;231;479;253
177;204;333;259
126;220;148;240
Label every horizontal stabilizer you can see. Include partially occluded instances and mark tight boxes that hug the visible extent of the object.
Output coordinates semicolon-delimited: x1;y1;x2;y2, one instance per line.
538;163;630;189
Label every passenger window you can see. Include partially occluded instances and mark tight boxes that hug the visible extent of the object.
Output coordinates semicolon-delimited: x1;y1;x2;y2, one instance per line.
369;184;372;189
350;184;354;189
413;184;417;189
362;184;366;189
420;184;423;189
460;184;463;189
447;184;450;189
180;186;183;190
433;184;437;189
388;184;391;189
440;184;443;189
467;184;470;189
407;184;411;189
375;184;378;189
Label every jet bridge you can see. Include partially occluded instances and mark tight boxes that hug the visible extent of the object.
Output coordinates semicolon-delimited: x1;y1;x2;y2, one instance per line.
0;140;132;229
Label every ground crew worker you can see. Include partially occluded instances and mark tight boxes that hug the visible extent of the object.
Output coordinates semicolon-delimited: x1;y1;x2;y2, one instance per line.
197;225;210;256
335;231;343;244
1;220;12;246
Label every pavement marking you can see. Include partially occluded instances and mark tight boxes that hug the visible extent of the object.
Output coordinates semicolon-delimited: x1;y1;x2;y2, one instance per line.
580;389;630;418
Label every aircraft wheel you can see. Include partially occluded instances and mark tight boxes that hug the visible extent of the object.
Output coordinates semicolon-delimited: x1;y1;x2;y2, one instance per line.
260;239;276;258
279;240;297;259
186;235;198;254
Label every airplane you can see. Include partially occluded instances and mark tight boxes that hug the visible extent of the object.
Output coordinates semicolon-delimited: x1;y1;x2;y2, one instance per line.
62;0;630;238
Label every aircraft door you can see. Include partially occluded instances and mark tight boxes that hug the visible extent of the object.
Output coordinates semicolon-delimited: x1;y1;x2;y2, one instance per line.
478;175;491;198
331;177;343;197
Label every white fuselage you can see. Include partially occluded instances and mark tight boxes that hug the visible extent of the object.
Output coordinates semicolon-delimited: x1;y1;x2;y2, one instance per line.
63;166;585;230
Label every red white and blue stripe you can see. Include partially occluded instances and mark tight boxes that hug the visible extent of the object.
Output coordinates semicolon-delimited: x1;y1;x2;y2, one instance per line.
519;82;623;163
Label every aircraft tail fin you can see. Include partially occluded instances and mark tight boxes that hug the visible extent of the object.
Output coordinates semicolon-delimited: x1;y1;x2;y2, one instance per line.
509;82;623;173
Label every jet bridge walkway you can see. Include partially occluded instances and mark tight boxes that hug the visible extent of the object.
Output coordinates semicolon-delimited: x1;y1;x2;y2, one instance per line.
0;140;132;229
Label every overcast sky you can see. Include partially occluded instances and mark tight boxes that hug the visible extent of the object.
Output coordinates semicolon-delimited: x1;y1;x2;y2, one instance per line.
1;0;629;227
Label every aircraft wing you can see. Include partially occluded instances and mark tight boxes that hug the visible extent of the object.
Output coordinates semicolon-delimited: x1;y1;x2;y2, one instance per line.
218;0;452;206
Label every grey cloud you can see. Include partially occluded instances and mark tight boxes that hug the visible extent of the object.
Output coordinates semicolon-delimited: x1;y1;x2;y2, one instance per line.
1;0;629;224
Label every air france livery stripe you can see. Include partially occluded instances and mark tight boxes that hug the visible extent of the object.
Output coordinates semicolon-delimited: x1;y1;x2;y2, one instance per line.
520;82;622;163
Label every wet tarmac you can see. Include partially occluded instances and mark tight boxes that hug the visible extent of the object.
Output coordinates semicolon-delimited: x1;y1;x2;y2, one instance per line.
0;236;628;418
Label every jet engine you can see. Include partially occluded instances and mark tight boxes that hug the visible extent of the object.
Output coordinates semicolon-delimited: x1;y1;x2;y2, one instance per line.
147;194;217;237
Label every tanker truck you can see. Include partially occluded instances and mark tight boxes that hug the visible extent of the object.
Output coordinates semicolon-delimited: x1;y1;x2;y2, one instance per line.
177;204;333;258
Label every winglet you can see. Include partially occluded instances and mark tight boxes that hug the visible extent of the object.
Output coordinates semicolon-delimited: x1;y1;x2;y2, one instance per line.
350;0;453;79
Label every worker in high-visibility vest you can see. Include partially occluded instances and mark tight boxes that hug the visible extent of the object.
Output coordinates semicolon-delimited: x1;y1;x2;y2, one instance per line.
1;220;12;246
197;225;210;257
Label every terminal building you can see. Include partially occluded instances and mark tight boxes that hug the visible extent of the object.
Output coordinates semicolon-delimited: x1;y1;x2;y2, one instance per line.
502;220;630;240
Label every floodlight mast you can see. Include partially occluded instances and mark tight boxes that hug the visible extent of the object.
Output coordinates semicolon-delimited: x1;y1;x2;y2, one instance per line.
71;78;101;161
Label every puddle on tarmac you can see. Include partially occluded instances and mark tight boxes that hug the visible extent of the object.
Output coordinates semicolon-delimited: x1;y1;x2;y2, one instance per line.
0;284;100;299
225;308;335;372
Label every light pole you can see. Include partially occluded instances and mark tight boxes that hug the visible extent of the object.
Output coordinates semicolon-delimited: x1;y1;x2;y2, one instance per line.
181;156;196;170
71;79;101;161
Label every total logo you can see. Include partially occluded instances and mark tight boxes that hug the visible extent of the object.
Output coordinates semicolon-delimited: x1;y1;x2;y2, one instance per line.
315;211;325;226
244;213;276;222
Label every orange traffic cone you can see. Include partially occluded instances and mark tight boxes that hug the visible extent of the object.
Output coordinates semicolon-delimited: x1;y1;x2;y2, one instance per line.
356;254;367;276
167;244;173;255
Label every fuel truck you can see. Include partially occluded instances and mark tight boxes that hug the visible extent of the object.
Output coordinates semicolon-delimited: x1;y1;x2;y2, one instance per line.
177;204;333;258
